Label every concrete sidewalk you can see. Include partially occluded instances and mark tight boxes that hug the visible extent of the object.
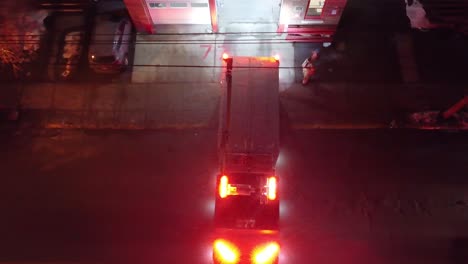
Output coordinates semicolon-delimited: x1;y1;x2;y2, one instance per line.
131;33;295;85
1;82;220;130
281;81;467;129
1;81;466;130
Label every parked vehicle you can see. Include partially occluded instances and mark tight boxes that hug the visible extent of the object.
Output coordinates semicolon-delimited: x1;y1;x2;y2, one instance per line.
88;14;132;73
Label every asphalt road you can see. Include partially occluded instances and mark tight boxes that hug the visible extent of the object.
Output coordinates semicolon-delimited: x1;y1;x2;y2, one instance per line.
279;129;468;264
1;128;467;263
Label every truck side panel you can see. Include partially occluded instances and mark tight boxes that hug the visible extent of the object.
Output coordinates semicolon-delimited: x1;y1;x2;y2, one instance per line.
227;57;280;157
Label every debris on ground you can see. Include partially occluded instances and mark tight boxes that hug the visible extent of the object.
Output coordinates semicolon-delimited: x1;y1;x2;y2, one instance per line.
408;111;468;129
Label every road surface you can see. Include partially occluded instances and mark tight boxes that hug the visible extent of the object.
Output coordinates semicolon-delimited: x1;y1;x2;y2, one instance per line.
1;128;467;263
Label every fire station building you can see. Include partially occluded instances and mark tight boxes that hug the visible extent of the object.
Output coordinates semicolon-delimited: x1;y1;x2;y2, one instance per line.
123;0;347;41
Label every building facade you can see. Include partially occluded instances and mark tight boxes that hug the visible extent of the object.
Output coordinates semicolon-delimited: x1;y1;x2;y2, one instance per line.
123;0;347;42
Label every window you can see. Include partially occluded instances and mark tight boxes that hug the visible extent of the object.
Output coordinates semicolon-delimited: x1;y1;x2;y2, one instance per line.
306;0;325;17
169;2;188;8
191;2;208;7
149;2;166;8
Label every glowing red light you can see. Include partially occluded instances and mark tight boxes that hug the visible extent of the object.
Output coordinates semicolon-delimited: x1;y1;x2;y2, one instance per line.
267;177;277;200
252;242;280;264
213;239;239;263
222;53;229;60
219;175;229;198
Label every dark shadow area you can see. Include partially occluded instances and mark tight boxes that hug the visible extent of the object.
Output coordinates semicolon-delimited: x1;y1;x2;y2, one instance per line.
451;237;468;264
413;29;468;84
279;101;292;147
337;0;410;32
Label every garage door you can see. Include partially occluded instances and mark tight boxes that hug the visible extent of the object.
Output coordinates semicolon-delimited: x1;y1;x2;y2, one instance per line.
147;0;211;24
218;0;281;24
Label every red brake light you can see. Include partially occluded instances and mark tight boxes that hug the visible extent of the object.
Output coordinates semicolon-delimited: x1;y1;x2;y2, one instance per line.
222;53;229;60
213;239;240;264
252;242;280;264
267;177;277;200
219;175;229;198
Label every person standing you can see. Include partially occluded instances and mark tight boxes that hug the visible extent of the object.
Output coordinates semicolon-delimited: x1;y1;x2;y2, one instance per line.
302;50;319;85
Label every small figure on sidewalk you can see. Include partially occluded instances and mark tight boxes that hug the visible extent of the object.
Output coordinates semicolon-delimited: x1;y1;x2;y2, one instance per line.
302;50;319;85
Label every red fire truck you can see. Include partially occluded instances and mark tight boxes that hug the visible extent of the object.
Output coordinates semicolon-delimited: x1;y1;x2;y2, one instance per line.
213;54;281;264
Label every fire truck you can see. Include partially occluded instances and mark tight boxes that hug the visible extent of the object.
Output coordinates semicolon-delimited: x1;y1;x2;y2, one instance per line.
212;54;281;264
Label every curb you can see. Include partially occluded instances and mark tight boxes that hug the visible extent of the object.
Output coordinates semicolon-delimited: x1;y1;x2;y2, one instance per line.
291;123;390;130
291;123;468;130
43;122;467;131
44;122;211;130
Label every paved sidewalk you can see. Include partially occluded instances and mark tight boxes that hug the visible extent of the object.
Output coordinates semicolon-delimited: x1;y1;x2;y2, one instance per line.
131;33;296;85
1;82;220;130
281;81;467;129
1;81;466;130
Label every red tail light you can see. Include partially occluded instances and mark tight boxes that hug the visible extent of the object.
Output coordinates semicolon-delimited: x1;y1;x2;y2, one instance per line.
252;242;280;264
266;177;277;200
213;239;240;264
219;175;229;198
